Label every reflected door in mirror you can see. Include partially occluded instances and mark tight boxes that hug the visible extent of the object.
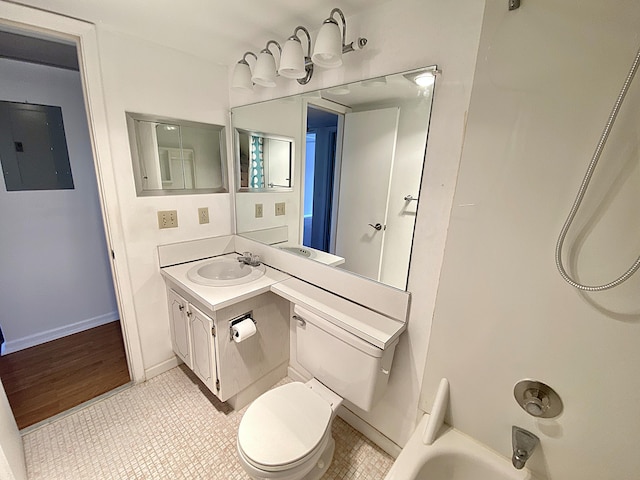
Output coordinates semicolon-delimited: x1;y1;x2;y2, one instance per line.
334;107;399;281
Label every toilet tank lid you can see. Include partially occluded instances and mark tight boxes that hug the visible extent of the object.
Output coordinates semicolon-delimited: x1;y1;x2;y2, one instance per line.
294;305;392;357
238;382;332;467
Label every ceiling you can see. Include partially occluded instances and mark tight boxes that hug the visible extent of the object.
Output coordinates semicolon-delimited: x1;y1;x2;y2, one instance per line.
11;0;388;66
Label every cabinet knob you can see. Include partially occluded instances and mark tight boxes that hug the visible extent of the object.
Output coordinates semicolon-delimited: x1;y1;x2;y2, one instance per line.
293;315;306;327
178;304;185;311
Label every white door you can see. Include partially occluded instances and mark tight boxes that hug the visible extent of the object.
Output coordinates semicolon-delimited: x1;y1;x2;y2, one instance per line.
334;108;399;280
0;380;27;480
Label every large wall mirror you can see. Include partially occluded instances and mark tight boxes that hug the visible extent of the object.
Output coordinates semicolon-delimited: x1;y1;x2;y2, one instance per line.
232;66;437;290
126;112;228;196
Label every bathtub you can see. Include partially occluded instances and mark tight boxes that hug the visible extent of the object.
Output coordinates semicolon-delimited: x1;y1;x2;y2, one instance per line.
384;414;539;480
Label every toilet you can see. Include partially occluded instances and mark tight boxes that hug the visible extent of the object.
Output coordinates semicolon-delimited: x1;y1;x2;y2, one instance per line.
237;304;399;480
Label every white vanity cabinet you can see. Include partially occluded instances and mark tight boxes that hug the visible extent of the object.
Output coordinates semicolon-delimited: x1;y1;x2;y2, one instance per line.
165;284;290;406
168;289;193;369
167;288;219;394
189;304;218;393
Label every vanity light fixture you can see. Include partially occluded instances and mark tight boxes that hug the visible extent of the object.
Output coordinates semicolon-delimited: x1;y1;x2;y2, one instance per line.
279;26;314;84
312;8;367;68
252;40;282;87
230;6;367;92
231;52;257;92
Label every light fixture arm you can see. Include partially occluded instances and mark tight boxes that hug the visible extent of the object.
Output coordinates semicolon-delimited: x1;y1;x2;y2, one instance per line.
240;51;257;65
263;40;282;55
327;7;367;54
329;8;347;48
291;26;314;85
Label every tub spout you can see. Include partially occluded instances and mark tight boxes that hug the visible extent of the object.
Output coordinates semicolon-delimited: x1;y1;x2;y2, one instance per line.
511;426;539;469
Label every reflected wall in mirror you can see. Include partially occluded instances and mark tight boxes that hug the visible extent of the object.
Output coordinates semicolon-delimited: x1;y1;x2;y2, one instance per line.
235;129;294;190
126;112;228;196
232;66;437;290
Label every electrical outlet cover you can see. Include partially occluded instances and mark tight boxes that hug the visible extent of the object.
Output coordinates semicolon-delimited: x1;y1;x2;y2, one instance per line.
275;202;286;216
158;210;178;229
255;203;263;218
198;207;210;224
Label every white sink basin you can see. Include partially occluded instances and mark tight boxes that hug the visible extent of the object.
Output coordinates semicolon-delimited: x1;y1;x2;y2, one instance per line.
187;257;266;286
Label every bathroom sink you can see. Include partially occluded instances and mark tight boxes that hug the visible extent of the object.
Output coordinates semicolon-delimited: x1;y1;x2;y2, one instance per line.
279;246;315;258
187;257;266;286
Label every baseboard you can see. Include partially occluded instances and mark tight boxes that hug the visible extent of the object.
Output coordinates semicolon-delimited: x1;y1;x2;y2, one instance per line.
145;356;181;380
287;365;309;382
338;406;402;458
228;361;289;410
2;311;119;355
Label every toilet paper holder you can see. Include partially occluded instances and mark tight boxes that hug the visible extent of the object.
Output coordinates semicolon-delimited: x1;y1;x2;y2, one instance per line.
228;311;256;341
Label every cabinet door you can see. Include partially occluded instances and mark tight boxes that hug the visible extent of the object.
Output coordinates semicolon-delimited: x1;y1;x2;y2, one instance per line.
168;289;192;369
189;304;218;394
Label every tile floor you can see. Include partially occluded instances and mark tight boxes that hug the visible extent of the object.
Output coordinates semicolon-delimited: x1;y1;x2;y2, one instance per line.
23;366;395;479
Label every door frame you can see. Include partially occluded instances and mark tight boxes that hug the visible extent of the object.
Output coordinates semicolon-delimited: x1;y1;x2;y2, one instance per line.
0;2;145;382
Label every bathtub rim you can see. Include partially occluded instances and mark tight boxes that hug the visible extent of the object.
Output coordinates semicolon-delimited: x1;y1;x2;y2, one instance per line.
383;413;539;480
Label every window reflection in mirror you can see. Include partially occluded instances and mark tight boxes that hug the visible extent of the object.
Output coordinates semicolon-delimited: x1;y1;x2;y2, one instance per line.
235;129;294;191
126;112;228;196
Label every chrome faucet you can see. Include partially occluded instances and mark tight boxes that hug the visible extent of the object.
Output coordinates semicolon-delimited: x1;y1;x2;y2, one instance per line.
237;252;261;267
512;426;539;469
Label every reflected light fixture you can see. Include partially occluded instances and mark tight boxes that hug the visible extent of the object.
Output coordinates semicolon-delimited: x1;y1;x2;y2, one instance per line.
230;6;367;93
414;72;435;87
360;76;387;88
312;7;367;68
403;67;441;88
252;40;281;87
231;52;257;92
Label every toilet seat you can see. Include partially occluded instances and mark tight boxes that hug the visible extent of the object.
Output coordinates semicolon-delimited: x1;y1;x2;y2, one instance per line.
238;382;333;472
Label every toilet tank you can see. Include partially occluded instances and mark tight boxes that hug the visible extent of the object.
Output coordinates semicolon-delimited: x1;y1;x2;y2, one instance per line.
294;305;398;411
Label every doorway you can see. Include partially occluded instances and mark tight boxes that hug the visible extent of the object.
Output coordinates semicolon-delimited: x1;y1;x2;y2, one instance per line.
0;28;130;429
304;106;340;251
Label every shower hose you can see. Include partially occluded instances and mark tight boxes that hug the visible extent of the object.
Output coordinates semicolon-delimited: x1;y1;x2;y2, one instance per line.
555;45;640;291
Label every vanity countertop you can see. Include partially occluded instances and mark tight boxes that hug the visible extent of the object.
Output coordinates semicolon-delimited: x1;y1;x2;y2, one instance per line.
160;253;291;312
276;243;345;267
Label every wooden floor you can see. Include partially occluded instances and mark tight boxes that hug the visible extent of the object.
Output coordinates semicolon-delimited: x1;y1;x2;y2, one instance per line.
0;321;130;430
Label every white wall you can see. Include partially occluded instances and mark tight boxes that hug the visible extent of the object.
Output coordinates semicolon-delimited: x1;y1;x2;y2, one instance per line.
0;380;26;480
421;1;640;479
0;58;118;353
231;0;486;447
95;27;233;377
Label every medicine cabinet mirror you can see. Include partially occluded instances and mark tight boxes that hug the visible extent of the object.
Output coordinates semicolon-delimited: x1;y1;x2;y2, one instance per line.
126;112;228;196
232;66;437;290
235;129;294;191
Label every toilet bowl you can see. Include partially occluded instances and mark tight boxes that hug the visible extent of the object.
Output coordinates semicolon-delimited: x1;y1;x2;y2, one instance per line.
237;379;342;480
237;304;399;479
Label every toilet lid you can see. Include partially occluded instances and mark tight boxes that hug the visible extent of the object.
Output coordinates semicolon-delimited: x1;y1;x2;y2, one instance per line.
238;382;332;468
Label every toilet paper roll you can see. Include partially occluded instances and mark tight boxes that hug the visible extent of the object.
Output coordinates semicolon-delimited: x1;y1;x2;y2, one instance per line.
232;318;256;343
